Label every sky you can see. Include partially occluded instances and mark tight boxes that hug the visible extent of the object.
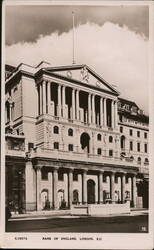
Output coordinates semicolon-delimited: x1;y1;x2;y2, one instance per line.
5;5;149;114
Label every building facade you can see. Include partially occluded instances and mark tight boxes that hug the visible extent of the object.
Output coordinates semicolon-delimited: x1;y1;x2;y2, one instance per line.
5;61;149;213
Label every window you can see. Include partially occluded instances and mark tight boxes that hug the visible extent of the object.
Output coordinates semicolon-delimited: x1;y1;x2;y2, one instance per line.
53;126;59;134
130;141;133;151
129;129;133;136
109;150;113;157
73;173;78;181
58;172;64;181
109;136;113;143
130;156;134;161
54;142;59;149
41;169;48;180
145;158;149;164
137;142;140;152
97;148;102;155
144;132;147;139
137;157;141;164
144;143;147;153
120;126;123;133
68;128;73;136
97;134;102;141
137;131;140;137
68;144;73;151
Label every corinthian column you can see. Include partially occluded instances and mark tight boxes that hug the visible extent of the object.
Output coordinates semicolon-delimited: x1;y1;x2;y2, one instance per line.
72;88;75;120
42;81;46;114
36;166;42;211
58;84;61;117
92;94;96;124
62;85;66;118
47;81;51;114
76;90;79;120
88;93;91;124
103;98;107;127
100;97;103;126
111;100;115;129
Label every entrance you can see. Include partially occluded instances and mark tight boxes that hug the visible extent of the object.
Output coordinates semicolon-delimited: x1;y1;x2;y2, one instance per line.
80;132;90;153
87;179;95;204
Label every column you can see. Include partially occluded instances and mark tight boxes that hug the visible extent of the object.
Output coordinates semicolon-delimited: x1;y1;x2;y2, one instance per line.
88;94;91;124
25;160;36;211
132;174;137;208
68;169;73;208
92;94;96;124
82;170;87;204
42;81;46;114
76;90;79;120
100;97;103;126
121;173;126;203
114;101;118;129
48;172;52;207
110;172;115;202
62;85;66;117
72;88;75;120
103;98;107;127
36;166;42;211
98;171;104;203
47;81;51;114
111;100;115;128
9;102;13;122
58;84;61;117
39;83;42;115
53;168;58;209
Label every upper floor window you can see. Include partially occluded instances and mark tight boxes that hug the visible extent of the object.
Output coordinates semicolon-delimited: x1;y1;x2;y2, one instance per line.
109;136;113;143
68;144;73;151
137;157;141;163
97;148;102;155
137;142;140;152
129;129;133;136
54;142;59;150
137;131;140;137
68;128;73;136
109;150;113;157
144;143;148;153
130;141;133;151
120;126;123;133
144;132;147;139
73;173;78;181
97;134;102;141
53;126;59;134
58;172;64;181
144;158;149;164
41;169;48;180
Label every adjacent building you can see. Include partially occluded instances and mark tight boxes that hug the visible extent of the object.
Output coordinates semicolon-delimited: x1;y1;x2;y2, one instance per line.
5;61;149;213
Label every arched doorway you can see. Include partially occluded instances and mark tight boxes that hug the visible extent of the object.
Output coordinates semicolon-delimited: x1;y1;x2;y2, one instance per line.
87;179;95;204
80;132;90;153
73;189;79;204
41;189;48;210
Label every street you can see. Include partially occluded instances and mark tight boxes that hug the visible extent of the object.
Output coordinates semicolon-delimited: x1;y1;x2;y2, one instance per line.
6;214;148;233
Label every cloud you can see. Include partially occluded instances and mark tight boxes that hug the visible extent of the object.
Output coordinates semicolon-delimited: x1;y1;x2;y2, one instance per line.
5;5;149;45
5;22;149;114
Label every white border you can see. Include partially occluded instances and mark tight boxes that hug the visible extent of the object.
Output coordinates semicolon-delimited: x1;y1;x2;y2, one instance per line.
1;1;154;249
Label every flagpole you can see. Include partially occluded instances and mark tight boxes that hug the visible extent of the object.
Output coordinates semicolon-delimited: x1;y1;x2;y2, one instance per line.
72;11;75;64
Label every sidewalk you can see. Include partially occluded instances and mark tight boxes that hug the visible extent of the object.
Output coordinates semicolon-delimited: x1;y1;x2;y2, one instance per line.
9;208;148;221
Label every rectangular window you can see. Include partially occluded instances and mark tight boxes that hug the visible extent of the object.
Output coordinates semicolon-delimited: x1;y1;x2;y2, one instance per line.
68;144;73;151
97;148;102;155
54;142;59;150
144;144;147;153
109;150;113;157
41;170;48;180
58;172;64;181
137;142;140;152
144;132;147;139
130;141;133;151
120;126;123;133
137;131;140;137
73;173;78;181
129;129;133;136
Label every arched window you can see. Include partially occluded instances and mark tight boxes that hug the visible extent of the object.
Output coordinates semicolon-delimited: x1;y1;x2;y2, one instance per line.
97;134;101;141
68;128;73;136
130;156;134;161
144;158;149;164
109;136;113;143
53;126;59;134
138;157;141;162
73;190;79;204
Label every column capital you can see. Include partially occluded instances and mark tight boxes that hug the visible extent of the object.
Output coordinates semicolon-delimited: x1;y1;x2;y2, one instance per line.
52;166;59;172
34;165;42;171
82;169;88;174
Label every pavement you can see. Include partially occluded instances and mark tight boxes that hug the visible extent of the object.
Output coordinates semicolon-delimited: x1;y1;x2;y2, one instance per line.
9;208;148;221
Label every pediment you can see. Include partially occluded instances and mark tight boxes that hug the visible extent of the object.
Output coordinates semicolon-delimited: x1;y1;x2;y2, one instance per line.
44;64;119;95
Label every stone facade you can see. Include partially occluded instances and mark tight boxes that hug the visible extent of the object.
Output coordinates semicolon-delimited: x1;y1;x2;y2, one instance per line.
5;62;149;213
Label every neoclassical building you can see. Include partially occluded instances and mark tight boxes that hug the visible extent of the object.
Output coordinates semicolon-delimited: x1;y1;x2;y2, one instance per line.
5;61;149;213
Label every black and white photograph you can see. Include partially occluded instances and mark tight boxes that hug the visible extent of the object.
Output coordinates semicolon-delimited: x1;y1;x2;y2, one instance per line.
1;0;154;249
